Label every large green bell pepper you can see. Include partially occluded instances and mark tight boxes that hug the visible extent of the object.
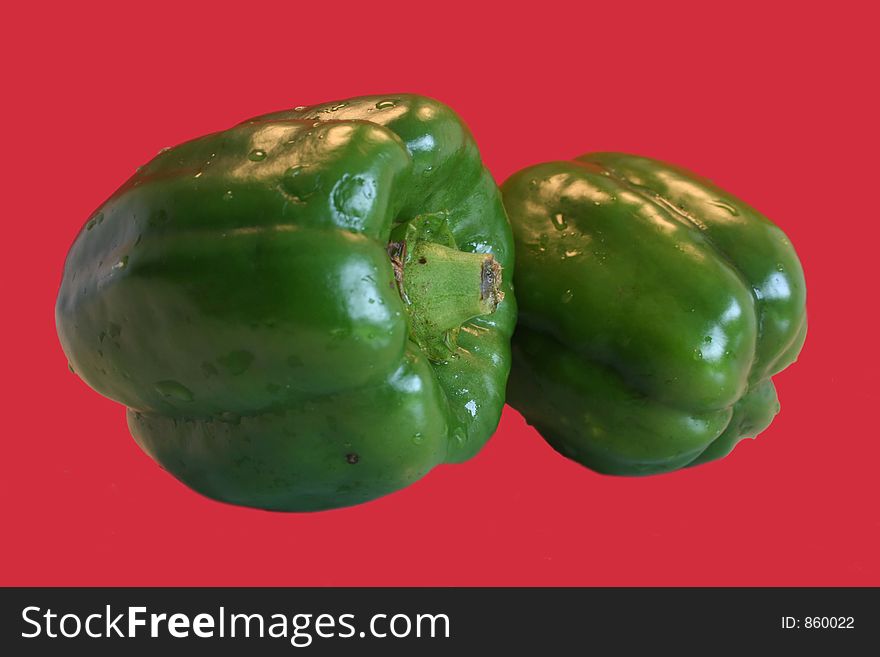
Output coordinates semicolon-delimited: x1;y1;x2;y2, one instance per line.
56;94;515;511
502;153;806;475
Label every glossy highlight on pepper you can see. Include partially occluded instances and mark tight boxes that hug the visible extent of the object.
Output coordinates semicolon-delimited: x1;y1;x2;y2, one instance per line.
55;94;516;511
503;153;806;475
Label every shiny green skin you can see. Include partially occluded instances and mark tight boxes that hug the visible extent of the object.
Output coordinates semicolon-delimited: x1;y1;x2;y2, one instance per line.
55;95;516;511
503;153;806;475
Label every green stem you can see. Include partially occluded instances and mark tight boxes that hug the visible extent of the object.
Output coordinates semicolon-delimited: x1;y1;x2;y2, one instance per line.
388;237;503;361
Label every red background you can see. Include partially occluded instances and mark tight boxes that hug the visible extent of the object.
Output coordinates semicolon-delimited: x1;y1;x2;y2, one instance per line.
3;1;877;586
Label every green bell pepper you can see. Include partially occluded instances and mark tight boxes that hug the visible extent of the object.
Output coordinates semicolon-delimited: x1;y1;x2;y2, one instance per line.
56;94;515;511
502;153;806;475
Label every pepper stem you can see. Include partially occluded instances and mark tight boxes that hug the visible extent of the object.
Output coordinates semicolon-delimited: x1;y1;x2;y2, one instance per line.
388;214;503;361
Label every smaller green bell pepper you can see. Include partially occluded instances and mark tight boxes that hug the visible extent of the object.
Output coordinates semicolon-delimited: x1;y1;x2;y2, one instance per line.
503;153;806;475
